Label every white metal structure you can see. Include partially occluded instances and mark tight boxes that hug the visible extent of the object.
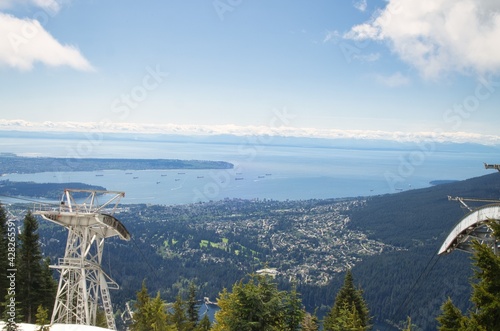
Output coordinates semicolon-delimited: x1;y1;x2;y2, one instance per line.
484;163;500;172
35;190;130;330
438;203;500;255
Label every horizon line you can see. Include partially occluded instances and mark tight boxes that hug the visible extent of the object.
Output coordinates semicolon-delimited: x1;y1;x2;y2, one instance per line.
1;119;499;146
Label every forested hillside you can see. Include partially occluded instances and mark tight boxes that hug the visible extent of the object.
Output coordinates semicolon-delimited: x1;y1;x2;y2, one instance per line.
0;154;233;175
0;180;106;199
14;171;500;330
349;171;500;329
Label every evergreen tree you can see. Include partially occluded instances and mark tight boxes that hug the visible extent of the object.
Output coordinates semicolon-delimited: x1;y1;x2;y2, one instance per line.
186;282;199;329
35;305;50;331
284;284;305;331
328;301;365;331
131;280;177;331
323;269;371;331
148;292;169;331
39;258;57;317
212;274;288;331
436;298;463;331
171;294;189;331
17;211;44;323
468;220;500;329
0;205;9;316
130;280;152;331
436;220;500;330
95;309;108;329
195;314;211;331
301;311;319;331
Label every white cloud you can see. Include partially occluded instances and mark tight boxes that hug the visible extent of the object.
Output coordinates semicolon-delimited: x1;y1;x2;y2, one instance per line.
0;13;94;71
345;0;500;78
1;119;500;145
374;71;410;87
353;0;367;12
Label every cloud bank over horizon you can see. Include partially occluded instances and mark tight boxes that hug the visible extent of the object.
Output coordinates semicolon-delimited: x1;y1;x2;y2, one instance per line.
1;119;499;146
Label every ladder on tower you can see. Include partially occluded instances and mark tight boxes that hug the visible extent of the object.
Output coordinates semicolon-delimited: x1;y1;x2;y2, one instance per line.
100;272;117;330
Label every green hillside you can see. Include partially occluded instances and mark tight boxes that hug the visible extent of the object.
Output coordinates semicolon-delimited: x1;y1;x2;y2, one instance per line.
349;172;500;329
30;172;500;330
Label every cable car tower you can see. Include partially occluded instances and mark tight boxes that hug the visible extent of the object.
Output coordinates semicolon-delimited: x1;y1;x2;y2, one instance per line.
439;164;500;256
35;189;130;330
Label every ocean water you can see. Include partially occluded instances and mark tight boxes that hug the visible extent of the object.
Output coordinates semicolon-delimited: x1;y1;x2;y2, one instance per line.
0;136;498;205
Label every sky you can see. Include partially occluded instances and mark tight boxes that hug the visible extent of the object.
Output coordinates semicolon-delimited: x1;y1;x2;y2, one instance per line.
1;0;500;143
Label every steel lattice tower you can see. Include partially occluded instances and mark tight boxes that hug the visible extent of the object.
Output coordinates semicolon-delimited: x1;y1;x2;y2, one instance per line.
35;189;130;330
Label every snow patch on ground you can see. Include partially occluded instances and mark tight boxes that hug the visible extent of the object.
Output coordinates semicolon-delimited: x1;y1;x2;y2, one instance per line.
0;323;111;331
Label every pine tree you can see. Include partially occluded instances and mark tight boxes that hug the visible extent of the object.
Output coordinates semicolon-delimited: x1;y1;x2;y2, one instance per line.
130;280;179;331
186;282;199;329
0;205;9;316
436;298;463;331
39;258;57;316
301;311;319;331
148;292;169;331
436;220;500;330
284;284;305;331
323;269;371;331
95;309;108;329
17;211;44;323
468;220;500;329
130;280;152;331
195;314;211;331
35;305;50;331
171;294;189;331
212;274;288;331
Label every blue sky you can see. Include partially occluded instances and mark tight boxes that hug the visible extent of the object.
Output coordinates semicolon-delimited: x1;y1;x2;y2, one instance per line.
1;0;500;142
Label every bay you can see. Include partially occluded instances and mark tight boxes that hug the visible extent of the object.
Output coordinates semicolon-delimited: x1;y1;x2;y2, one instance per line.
0;136;497;205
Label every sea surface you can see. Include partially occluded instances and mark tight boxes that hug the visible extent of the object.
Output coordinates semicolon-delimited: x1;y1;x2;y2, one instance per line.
1;136;498;205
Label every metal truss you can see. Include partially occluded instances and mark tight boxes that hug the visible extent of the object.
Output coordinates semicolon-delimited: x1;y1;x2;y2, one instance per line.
439;202;500;255
35;190;130;330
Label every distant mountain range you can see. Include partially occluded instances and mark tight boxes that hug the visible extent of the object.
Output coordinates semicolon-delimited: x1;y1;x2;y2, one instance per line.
2;128;500;157
1;119;500;145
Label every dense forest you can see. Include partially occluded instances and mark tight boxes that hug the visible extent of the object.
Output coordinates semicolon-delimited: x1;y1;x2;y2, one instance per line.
2;171;500;330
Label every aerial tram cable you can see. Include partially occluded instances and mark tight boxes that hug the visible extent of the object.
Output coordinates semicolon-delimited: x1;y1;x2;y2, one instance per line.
392;247;442;323
129;233;163;285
